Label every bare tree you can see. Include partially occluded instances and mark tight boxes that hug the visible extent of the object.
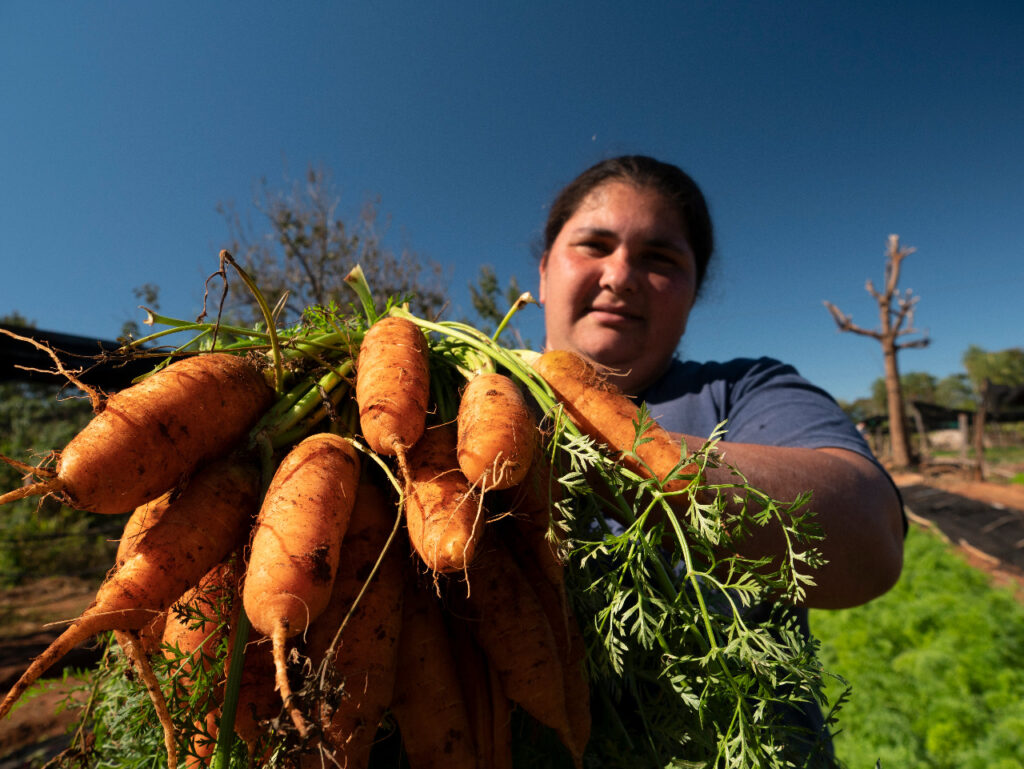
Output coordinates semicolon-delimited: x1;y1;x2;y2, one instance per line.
824;234;929;468
217;165;448;326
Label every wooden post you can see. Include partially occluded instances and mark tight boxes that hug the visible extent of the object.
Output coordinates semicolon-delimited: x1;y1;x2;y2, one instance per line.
909;402;929;464
972;382;988;481
958;412;969;464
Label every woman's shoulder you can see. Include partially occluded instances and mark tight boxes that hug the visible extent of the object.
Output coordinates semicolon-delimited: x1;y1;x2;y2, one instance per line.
647;356;804;396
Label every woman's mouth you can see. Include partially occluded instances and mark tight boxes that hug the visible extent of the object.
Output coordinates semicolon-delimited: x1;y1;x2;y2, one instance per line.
586;305;642;325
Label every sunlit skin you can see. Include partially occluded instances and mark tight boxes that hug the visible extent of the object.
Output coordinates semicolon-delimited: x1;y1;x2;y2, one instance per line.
538;179;904;609
539;182;697;395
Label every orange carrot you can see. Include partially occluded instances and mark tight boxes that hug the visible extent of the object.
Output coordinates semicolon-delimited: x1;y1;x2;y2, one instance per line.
390;575;477;769
456;372;537;490
0;352;273;515
232;637;278;754
0;455;260;721
302;479;404;769
186;634;279;765
162;558;241;702
499;459;591;760
186;708;221;768
507;521;590;762
501;454;568;596
448;612;513;769
356;317;430;459
242;432;360;736
452;535;579;763
159;557;242;769
534;349;694;493
405;424;483;574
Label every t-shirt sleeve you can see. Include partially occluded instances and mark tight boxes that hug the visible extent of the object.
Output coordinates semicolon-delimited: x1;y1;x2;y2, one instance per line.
727;357;906;535
723;358;873;459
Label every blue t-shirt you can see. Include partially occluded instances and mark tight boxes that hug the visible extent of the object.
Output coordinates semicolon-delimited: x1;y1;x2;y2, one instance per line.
638;356;873;458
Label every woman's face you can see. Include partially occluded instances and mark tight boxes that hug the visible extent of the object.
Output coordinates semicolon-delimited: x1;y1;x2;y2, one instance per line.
539;181;697;394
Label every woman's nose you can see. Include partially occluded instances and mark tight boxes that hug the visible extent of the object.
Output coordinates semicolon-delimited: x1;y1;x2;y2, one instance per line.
598;248;638;294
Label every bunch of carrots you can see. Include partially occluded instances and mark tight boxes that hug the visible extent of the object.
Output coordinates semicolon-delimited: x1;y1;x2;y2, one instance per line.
0;256;830;769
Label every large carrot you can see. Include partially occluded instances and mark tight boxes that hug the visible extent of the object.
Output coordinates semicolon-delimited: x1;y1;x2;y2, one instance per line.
456;371;537;490
0;455;260;722
405;424;483;574
162;557;241;702
498;461;592;761
451;534;579;763
534;349;694;493
448;612;513;769
117;493;172;566
160;559;239;769
0;352;273;515
355;316;430;461
302;478;404;769
242;432;360;736
232;637;278;755
501;454;568;597
506;520;591;762
390;575;477;769
183;635;279;766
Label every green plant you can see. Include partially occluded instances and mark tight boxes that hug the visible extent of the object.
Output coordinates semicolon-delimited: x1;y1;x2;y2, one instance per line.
813;527;1024;768
0;381;119;585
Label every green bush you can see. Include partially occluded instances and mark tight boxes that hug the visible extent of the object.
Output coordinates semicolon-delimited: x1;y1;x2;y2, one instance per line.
812;527;1024;768
0;382;124;585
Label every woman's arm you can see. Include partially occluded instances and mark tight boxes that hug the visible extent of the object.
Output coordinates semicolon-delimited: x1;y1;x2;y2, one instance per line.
673;434;904;610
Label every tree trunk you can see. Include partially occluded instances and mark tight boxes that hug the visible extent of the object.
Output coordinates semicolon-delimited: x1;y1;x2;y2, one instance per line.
883;338;913;468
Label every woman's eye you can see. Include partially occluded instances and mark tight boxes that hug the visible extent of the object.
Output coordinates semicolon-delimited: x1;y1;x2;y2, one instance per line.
577;240;608;255
646;251;679;266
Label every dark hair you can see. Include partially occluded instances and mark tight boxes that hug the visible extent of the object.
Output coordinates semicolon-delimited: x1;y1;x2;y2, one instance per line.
542;155;715;295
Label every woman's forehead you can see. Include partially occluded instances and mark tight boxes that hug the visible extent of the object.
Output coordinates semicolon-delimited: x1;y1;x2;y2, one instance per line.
568;182;689;239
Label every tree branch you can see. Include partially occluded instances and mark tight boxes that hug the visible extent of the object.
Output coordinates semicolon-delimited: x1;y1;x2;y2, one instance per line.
823;300;883;340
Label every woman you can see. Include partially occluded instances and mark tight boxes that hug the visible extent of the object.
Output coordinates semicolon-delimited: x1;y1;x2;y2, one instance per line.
537;155;904;758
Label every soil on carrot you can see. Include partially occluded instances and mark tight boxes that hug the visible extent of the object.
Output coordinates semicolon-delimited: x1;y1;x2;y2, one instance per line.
2;469;1024;766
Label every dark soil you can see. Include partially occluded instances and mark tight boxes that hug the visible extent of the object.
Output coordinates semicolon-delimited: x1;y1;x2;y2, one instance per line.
0;578;101;768
892;469;1024;596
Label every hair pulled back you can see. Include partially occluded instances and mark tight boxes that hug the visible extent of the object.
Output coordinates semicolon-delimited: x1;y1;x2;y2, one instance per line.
542;155;715;295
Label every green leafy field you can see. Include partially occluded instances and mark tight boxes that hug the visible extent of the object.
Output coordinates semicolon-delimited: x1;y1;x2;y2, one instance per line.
812;526;1024;768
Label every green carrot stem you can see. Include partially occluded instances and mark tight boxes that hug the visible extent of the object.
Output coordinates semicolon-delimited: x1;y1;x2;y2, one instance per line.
343;265;379;324
220;251;286;394
263;368;349;440
211;610;250;769
270;388;348;449
143;309;272;339
491;291;535;342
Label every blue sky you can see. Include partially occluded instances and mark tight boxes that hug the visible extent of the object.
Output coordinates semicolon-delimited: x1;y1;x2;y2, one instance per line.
2;1;1021;403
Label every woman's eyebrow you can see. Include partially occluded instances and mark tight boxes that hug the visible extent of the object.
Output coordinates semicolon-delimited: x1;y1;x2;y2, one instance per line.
570;226;615;239
645;237;691;253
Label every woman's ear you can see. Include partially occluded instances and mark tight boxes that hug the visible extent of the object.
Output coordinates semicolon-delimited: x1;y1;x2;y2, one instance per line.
537;252;548;305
